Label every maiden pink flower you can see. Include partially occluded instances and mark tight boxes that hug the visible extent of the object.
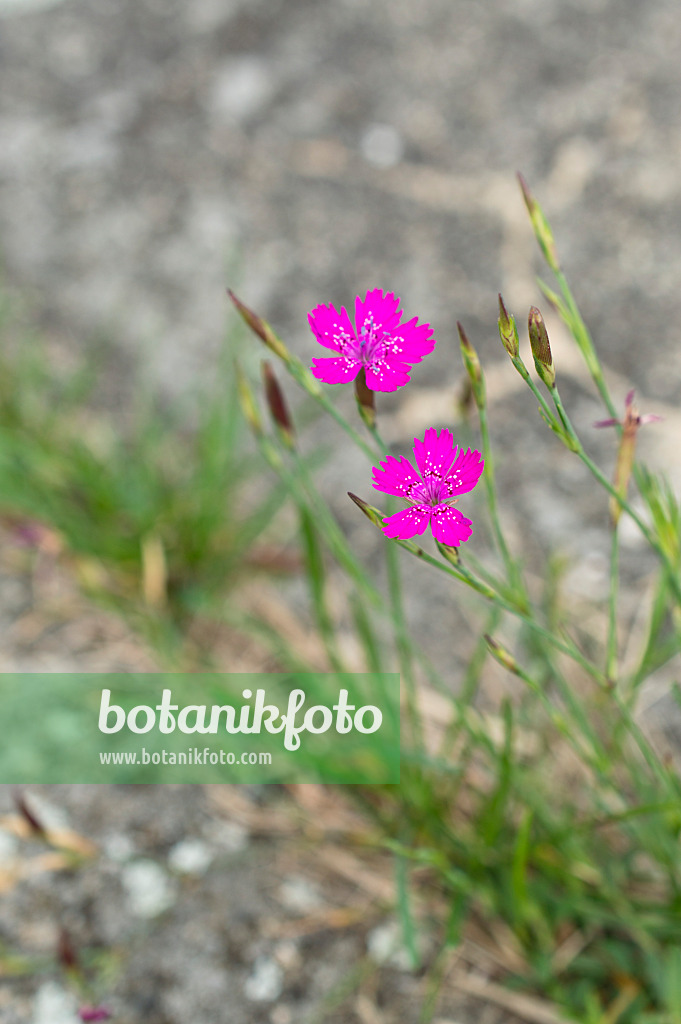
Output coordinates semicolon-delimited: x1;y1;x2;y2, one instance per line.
308;289;435;392
372;427;484;546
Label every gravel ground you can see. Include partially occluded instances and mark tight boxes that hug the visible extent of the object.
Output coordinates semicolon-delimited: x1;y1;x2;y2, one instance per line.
2;0;681;1019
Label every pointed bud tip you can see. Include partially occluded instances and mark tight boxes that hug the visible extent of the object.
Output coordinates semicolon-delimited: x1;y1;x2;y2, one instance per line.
457;322;484;403
517;172;534;209
227;290;290;360
347;492;384;528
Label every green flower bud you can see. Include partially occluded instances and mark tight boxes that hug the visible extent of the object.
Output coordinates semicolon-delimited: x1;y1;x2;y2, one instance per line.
347;492;386;529
518;174;560;273
228;289;291;363
497;294;519;358
458;321;486;409
484;634;521;676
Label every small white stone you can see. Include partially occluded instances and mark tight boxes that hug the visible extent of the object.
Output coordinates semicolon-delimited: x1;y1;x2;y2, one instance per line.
244;956;284;1002
208;58;273;121
360;124;404;169
367;919;422;971
204;819;249;853
0;828;19;864
103;833;136;863
168;838;213;875
278;875;323;913
122;859;175;919
32;982;80;1024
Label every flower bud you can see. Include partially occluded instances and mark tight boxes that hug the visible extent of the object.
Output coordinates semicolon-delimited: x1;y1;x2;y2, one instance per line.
518;174;560;273
484;634;521;676
262;361;295;449
457;322;485;409
528;307;555;388
58;928;79;972
354;367;376;430
497;294;519;358
234;361;264;437
347;492;385;529
228;290;291;363
436;541;460;566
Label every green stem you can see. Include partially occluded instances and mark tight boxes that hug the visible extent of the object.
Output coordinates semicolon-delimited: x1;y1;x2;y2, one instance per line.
388;532;606;686
554;269;617;420
477;401;524;598
438;607;501;757
367;418;422;745
548;385;681;607
385;497;422;747
607;525;620;684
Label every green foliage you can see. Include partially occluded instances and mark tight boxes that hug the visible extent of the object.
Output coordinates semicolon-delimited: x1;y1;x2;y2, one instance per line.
0;291;284;662
231;178;681;1022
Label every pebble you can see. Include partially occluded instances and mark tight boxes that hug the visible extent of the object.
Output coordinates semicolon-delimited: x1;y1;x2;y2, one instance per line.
121;859;176;919
31;982;80;1024
243;956;284;1002
360;123;404;168
167;838;213;876
367;919;422;971
0;828;19;864
204;819;249;853
208;57;274;121
278;875;323;913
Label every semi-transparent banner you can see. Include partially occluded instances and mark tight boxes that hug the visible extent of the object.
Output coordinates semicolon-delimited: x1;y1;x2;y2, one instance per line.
0;673;400;783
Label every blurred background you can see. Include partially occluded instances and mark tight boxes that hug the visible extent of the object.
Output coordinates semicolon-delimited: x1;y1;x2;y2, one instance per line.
2;0;681;1021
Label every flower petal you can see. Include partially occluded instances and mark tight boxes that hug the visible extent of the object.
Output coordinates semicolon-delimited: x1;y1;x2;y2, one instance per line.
311;356;360;384
429;504;473;545
372;455;423;498
381;505;431;539
308;303;357;354
444;447;484;496
387;316;436;362
355;290;402;336
413;427;457;481
364;360;411;392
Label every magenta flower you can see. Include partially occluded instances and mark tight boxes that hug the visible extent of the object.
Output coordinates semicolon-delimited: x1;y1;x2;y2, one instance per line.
372;428;484;546
593;389;662;430
79;1008;112;1023
308;289;436;392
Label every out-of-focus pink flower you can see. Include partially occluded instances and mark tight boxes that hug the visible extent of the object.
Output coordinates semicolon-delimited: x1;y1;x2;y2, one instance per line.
78;1007;112;1022
593;389;662;430
2;515;62;555
372;427;484;546
594;390;662;527
308;289;435;392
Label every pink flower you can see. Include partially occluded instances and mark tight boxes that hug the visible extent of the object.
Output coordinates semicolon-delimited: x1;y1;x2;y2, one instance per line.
372;428;484;546
593;389;662;430
79;1009;112;1023
308;289;436;392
